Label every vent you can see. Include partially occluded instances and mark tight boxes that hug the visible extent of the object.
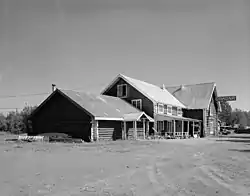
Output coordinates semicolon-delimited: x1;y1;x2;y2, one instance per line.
161;84;166;90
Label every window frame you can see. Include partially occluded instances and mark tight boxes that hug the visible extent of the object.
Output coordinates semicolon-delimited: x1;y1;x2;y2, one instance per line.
167;105;172;115
131;99;142;110
158;103;164;114
177;107;183;116
164;105;168;114
117;84;128;98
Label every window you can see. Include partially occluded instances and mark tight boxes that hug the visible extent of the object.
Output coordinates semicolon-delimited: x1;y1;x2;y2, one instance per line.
157;121;164;131
172;106;177;116
164;105;168;114
167;105;172;114
131;99;142;110
177;107;183;116
117;84;127;98
158;104;164;114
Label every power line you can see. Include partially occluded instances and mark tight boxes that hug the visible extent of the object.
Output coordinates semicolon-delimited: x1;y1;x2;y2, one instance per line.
0;92;49;99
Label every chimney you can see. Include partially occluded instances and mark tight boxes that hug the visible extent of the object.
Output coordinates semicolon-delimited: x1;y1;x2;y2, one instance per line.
52;84;56;92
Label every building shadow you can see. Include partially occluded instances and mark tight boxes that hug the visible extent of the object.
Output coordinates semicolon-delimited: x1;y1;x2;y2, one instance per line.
228;149;250;153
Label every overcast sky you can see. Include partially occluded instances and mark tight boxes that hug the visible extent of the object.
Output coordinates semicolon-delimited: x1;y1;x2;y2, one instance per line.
0;0;249;112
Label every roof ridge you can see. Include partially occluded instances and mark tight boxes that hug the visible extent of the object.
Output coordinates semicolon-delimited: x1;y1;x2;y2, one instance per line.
166;82;215;88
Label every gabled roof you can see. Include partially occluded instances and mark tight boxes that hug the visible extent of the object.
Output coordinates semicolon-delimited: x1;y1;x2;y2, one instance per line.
61;89;140;120
166;82;217;109
123;112;154;122
101;74;186;108
30;89;154;122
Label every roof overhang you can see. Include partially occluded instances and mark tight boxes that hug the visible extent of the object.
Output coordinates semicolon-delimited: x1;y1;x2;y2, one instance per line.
123;112;154;122
94;117;124;121
155;114;201;122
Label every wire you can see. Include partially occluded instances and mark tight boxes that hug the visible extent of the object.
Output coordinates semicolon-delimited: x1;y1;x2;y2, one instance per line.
0;92;49;99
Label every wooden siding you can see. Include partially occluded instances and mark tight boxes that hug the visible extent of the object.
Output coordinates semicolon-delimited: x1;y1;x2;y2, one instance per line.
205;95;218;136
102;78;154;118
125;121;144;139
98;120;122;141
30;92;92;141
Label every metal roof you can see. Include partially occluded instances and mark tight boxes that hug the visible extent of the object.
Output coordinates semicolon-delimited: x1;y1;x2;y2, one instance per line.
60;90;154;122
123;112;154;122
166;82;216;109
103;74;186;108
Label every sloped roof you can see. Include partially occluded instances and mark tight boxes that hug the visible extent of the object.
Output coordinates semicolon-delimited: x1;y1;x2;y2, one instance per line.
60;90;140;119
166;82;216;109
123;112;154;122
102;74;186;108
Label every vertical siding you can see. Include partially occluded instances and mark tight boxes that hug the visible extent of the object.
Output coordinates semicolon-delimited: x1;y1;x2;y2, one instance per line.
31;92;92;141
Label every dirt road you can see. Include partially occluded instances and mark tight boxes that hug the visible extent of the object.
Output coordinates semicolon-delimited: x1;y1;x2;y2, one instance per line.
1;135;250;196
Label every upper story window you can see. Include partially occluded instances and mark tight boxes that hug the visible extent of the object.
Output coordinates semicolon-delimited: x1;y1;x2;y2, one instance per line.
117;84;127;98
131;99;142;110
164;105;168;114
167;105;172;115
158;104;164;114
177;107;183;116
172;106;177;116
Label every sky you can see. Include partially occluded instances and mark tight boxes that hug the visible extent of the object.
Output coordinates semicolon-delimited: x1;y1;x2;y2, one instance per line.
0;0;249;113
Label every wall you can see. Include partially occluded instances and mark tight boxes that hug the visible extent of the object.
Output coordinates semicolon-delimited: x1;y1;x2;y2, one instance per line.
205;94;218;136
102;78;154;117
30;92;92;141
98;120;123;140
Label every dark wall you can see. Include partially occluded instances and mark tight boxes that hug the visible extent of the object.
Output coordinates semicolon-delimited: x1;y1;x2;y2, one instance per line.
30;92;92;141
103;78;154;117
98;120;122;140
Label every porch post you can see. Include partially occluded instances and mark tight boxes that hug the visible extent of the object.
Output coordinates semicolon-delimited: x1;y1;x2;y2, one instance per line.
181;120;184;138
146;121;149;138
193;121;195;137
187;121;190;137
96;120;99;141
173;120;176;137
123;121;127;140
90;119;94;142
142;119;146;140
134;121;137;140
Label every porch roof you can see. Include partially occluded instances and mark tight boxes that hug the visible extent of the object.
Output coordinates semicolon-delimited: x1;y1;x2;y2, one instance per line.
155;114;201;122
123;112;154;122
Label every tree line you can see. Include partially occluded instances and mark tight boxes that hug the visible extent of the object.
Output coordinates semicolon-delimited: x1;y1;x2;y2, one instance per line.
0;106;37;134
218;101;250;128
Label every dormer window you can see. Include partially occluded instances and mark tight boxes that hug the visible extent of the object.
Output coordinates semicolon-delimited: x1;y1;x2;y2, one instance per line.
117;84;127;98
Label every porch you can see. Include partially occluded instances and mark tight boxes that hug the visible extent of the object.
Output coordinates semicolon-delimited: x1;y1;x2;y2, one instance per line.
123;112;154;140
155;114;202;139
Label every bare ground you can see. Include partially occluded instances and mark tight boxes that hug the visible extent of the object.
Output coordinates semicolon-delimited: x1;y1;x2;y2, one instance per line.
0;134;250;196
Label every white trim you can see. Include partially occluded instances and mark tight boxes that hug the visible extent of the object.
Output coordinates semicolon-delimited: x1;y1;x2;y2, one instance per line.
167;105;172;115
95;117;123;121
177;107;183;116
117;84;128;98
157;103;164;114
131;99;142;110
207;83;216;110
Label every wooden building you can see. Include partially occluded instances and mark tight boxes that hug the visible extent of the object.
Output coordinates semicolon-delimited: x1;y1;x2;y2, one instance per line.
29;89;153;142
29;74;220;141
102;74;221;137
